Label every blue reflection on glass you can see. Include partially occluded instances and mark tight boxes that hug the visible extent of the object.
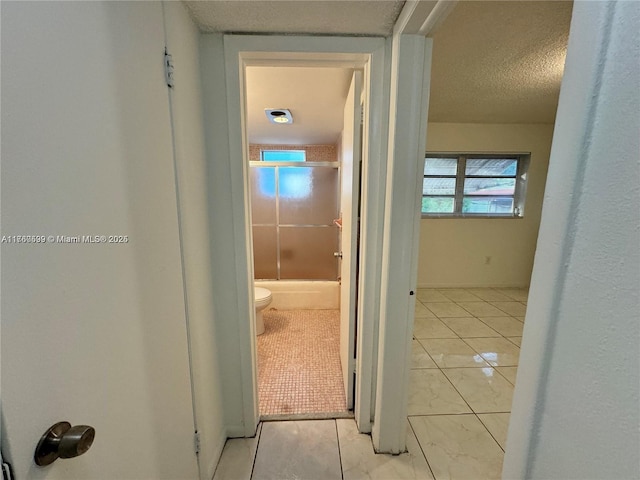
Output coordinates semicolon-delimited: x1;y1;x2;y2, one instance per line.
257;167;276;197
280;168;312;199
504;162;517;175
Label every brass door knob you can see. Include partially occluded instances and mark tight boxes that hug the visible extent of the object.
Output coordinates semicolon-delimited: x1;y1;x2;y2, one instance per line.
34;421;95;466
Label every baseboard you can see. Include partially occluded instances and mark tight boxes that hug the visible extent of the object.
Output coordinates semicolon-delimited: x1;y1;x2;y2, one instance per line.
204;426;227;480
208;423;257;478
226;424;254;438
417;283;530;289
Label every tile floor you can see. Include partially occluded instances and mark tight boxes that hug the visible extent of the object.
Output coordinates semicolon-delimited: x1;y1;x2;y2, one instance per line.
215;288;527;479
257;309;347;416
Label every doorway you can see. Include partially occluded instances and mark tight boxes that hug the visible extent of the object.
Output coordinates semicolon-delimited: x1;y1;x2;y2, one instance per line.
245;65;362;418
222;34;389;433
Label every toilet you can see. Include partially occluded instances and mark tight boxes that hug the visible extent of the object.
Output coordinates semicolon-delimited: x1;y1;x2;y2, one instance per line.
254;287;272;335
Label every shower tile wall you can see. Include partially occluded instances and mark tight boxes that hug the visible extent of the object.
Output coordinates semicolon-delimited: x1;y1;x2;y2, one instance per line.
249;144;337;162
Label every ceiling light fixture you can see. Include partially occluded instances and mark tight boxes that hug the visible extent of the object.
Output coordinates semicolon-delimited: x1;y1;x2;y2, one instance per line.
265;108;293;125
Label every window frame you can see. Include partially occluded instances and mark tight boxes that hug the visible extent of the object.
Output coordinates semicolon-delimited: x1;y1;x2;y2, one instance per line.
260;149;306;162
422;152;530;218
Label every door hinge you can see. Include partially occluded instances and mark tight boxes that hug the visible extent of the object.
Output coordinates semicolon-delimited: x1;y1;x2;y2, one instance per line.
352;358;358;374
194;431;201;455
2;461;13;480
164;48;175;88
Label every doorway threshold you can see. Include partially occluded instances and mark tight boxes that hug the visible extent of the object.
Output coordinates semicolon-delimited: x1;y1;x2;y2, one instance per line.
260;411;354;422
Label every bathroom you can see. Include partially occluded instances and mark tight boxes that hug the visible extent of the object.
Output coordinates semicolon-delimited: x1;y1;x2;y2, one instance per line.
245;65;360;418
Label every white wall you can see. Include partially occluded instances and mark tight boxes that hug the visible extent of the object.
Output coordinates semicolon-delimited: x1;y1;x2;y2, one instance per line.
163;3;227;479
504;0;640;477
1;2;198;478
199;34;251;437
418;123;554;288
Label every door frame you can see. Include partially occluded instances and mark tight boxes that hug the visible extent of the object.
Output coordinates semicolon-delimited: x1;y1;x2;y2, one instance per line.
340;69;363;411
222;35;389;434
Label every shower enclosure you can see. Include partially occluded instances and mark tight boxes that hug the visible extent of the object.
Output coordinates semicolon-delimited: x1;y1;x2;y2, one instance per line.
250;159;340;281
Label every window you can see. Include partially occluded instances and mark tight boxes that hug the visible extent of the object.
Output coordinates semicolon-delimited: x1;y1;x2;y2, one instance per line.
261;150;306;162
422;153;529;217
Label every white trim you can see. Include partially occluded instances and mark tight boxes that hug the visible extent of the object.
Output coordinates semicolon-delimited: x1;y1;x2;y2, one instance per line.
223;35;388;436
417;283;530;289
340;69;363;410
223;36;260;437
225;424;254;439
393;0;438;35
393;0;458;36
372;34;433;454
204;426;228;480
355;37;391;433
417;0;459;36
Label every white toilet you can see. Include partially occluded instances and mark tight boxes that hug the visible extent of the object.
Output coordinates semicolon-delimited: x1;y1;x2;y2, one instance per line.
254;287;272;335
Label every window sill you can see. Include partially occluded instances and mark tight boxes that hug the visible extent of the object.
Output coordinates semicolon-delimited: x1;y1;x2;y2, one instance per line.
421;214;524;219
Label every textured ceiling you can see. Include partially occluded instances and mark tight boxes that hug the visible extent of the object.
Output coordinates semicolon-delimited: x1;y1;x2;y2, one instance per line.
246;66;353;144
186;0;573;126
429;1;573;124
184;1;405;36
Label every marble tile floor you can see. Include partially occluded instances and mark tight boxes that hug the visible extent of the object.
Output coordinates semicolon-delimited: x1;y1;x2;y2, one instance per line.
213;419;435;480
214;288;527;479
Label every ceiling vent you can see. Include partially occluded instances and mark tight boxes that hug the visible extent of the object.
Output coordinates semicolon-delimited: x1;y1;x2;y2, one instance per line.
265;108;293;124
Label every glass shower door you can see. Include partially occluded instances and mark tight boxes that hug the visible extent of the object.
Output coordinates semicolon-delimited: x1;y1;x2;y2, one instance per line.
250;163;339;280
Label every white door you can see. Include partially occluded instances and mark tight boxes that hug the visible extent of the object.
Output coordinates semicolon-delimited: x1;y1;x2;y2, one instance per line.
339;71;363;409
1;3;199;479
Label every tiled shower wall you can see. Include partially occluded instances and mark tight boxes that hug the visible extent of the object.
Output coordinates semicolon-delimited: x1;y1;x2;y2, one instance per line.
249;144;338;162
